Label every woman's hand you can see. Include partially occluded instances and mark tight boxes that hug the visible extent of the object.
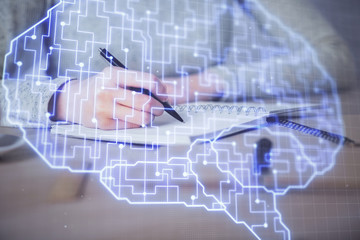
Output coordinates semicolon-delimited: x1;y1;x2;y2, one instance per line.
54;67;168;129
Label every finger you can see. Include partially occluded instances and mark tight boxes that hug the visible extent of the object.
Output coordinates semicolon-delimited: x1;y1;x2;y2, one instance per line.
122;89;165;116
103;67;168;101
94;89;153;126
94;102;154;127
103;88;165;116
113;104;155;126
115;119;141;129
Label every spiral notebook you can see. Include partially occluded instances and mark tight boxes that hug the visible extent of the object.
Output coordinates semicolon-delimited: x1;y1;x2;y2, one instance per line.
51;102;318;145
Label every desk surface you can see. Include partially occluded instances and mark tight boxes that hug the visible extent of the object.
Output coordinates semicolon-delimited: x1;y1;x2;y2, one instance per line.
1;87;360;240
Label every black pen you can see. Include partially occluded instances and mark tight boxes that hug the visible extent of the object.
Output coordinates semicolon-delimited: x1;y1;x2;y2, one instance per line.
99;48;184;123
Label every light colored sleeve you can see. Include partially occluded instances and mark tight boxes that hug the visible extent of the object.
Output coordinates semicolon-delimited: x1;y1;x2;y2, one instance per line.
0;77;68;128
206;0;357;101
0;0;64;128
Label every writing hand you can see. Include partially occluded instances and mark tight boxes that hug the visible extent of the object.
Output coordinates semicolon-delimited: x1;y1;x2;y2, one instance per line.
54;67;168;129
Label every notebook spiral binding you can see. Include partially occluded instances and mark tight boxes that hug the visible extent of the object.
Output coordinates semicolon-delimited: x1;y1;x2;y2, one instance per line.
174;104;267;115
268;118;360;147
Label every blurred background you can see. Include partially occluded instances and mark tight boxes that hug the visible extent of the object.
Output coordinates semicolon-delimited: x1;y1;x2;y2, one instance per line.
313;0;360;80
1;0;360;239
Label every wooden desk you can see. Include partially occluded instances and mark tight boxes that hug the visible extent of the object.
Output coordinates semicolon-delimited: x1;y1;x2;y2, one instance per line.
1;88;360;240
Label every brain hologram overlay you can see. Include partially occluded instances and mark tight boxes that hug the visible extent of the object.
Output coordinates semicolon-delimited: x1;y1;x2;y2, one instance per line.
2;0;344;239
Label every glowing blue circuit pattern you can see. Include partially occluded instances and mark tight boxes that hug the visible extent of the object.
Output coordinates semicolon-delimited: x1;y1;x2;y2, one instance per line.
2;0;344;239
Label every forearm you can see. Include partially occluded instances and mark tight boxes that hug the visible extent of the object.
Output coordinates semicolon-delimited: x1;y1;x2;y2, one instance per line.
181;0;358;101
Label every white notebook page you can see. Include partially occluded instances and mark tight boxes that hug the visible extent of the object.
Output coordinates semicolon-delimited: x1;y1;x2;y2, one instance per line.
51;102;316;145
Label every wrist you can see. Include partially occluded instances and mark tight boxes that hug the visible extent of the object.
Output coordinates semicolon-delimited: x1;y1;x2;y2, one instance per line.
48;78;78;121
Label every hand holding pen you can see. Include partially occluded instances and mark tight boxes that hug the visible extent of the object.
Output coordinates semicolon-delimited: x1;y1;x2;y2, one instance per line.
99;48;183;123
53;52;173;129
